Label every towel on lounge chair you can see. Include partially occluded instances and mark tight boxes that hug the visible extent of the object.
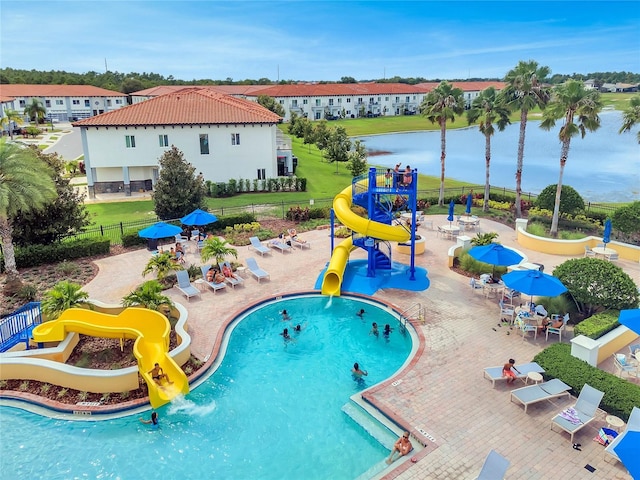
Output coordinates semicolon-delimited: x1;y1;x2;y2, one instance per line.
560;407;582;425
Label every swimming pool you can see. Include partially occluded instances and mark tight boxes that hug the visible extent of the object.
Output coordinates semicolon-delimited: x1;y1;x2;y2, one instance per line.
0;295;415;480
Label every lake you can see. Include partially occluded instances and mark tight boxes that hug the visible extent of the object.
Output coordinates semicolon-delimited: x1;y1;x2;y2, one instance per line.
358;110;639;203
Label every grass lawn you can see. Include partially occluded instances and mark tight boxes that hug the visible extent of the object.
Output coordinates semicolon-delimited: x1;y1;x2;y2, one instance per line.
85;201;156;225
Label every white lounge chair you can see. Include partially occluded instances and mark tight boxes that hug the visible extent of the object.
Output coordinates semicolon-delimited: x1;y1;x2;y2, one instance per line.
200;265;227;294
605;406;640;464
551;383;605;442
174;270;201;301
483;362;544;388
218;261;244;289
475;450;509;480
248;236;271;256
246;257;270;282
510;379;572;413
268;239;293;254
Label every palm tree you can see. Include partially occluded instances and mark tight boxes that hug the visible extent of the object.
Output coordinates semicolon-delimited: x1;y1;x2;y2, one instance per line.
200;236;238;265
503;60;551;217
1;109;25;140
142;252;182;280
122;280;174;312
23;98;46;126
0;139;57;282
619;94;640;143
41;281;90;320
466;87;511;212
540;80;603;236
419;81;465;206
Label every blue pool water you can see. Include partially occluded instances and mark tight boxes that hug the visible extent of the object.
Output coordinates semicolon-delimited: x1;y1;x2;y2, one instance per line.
0;295;413;480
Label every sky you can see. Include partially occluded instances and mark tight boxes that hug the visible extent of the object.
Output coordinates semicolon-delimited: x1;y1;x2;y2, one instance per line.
1;1;639;82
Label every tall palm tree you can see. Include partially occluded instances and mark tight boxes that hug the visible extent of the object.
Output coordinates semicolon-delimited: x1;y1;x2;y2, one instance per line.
200;236;238;265
619;94;640;143
23;98;46;125
1;109;25;140
419;81;465;206
122;280;174;312
41;280;90;320
142;252;182;280
503;60;551;217
0;139;57;282
466;87;511;212
540;80;603;236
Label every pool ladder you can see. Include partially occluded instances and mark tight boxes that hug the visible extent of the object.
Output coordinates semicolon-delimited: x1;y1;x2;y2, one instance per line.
398;302;425;329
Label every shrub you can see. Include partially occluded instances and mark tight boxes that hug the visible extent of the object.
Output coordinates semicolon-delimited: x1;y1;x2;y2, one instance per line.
535;184;585;216
573;311;620;339
612;201;640;234
334;227;352;238
215;213;257;230
457;251;507;277
470;232;498;246
16;284;38;301
308;207;330;219
122;230;148;248
286;207;310;222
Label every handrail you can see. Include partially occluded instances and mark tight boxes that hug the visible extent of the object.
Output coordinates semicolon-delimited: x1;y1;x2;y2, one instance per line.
398;302;423;329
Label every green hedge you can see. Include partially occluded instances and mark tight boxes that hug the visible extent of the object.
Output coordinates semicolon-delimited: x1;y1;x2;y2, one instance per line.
1;237;111;271
573;311;620;339
215;213;257;230
534;343;640;421
122;230;149;248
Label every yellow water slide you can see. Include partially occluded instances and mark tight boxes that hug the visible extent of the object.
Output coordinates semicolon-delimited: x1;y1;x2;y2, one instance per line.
32;307;189;409
321;183;410;296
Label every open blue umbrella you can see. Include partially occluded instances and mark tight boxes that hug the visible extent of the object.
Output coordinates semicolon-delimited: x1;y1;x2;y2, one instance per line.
501;269;567;297
603;219;612;246
468;244;523;267
180;208;218;226
447;200;455;225
138;222;182;239
614;430;640;479
619;309;640;336
465;193;473;215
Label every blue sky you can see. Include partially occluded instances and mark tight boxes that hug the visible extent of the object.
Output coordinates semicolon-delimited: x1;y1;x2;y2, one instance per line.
2;1;639;81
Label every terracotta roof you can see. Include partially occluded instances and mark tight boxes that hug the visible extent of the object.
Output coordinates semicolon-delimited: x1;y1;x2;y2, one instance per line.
415;81;506;92
0;84;126;97
132;85;269;97
0;95;16;103
72;88;282;127
245;83;425;98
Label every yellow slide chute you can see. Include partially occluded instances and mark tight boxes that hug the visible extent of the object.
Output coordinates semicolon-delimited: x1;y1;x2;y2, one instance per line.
32;308;189;409
321;183;410;296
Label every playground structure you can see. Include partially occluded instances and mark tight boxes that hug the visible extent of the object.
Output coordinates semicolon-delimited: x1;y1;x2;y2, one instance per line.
319;167;430;296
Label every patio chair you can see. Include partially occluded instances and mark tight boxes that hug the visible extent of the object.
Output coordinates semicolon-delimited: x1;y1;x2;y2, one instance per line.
469;277;483;292
246;257;270;283
268;239;293;254
218;261;244;289
584;245;596;258
175;233;188;243
605;251;619;261
604;406;640;464
612;353;639;379
483;362;544;388
546;313;569;341
475;450;509;480
551;383;605;442
629;344;640;360
510;378;572;413
499;300;515;324
502;288;520;305
174;270;201;301
200;265;227;294
248;236;271;256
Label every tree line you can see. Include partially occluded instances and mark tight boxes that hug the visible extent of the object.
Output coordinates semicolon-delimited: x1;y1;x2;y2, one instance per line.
1;67;638;94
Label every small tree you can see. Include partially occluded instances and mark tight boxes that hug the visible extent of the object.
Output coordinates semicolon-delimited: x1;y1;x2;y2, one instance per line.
324;126;351;164
41;281;90;320
23;98;46;125
153;146;207;220
313;121;330;151
619;94;640;143
200;237;238;265
535;184;584;217
257;95;285;117
1;109;24;140
143;252;182;280
346;140;368;177
553;258;639;317
612;201;640;234
122;280;174;312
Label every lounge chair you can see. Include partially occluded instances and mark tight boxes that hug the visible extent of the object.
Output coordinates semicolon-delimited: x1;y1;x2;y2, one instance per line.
551;383;604;442
218;261;244;289
246;257;270;282
248;236;271;256
174;270;201;301
287;229;311;249
200;265;227;294
483;362;544;388
510;378;572;413
605;406;640;464
268;239;293;254
475;450;509;480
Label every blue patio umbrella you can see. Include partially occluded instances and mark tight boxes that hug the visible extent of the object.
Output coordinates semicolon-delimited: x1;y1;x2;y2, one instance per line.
465;193;473;215
180;208;218;226
501;269;567;298
614;430;640;479
618;309;640;336
468;244;524;269
138;222;183;239
447;200;455;225
603;218;612;246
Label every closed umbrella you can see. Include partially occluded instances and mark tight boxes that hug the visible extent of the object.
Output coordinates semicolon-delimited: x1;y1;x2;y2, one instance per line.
468;244;523;276
618;309;640;336
613;430;640;479
603;219;612;247
180;209;218;226
138;222;182;239
447;200;455;226
465;193;473;216
501;269;567;299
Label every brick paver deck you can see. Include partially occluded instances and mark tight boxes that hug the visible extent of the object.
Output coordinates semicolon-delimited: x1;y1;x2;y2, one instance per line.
83;216;637;479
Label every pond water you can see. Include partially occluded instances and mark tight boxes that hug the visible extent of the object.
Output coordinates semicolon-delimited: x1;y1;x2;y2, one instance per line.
359;110;639;203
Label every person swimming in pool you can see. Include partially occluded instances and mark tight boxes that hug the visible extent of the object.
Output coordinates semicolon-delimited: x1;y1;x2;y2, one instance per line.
282;310;291;321
370;322;379;337
139;411;159;427
356;309;365;318
352;362;368;377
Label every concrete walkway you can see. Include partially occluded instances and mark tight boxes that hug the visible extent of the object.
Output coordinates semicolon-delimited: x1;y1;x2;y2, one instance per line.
84;217;637;479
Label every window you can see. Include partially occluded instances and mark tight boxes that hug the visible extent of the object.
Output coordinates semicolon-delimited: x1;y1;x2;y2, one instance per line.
257;168;266;180
357;97;363;104
369;98;374;104
315;99;321;106
199;134;209;154
303;99;308;105
385;96;389;101
292;99;298;107
116;99;122;104
72;99;80;105
406;96;410;102
55;99;63;105
395;96;400;103
45;100;51;107
19;100;25;107
125;135;136;148
85;100;90;107
337;98;342;104
328;99;334;106
279;99;284;104
106;99;112;106
315;111;321;120
158;134;168;147
346;98;351;103
231;133;240;145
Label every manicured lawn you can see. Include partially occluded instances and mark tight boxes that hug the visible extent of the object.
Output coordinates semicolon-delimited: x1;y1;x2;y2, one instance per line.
85;200;156;225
